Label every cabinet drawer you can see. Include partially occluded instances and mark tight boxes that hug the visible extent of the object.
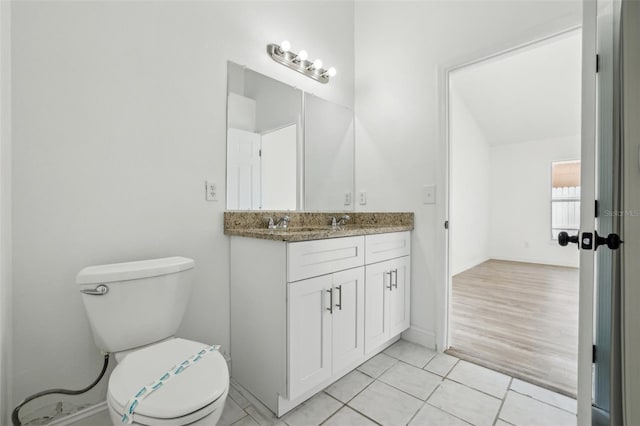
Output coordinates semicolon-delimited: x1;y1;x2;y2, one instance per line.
365;231;411;264
288;236;365;282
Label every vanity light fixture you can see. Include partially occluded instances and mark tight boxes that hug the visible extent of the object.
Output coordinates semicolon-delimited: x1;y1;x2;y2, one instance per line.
267;40;336;84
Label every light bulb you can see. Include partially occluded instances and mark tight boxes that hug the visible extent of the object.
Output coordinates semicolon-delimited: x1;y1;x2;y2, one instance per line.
313;59;323;70
327;67;337;77
297;50;308;61
280;40;291;53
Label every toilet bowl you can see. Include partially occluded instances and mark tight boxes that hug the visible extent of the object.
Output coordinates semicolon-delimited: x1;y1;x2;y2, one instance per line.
76;257;229;426
106;338;229;426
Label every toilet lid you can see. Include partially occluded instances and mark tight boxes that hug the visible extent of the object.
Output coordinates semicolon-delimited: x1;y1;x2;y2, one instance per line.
108;338;229;419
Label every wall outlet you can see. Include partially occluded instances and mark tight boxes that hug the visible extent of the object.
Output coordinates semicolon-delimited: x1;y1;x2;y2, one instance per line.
359;191;367;205
344;192;352;205
205;181;218;201
423;185;436;204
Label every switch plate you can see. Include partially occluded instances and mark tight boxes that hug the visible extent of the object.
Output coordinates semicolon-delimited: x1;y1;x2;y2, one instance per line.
344;192;352;206
359;191;367;205
205;181;218;201
423;185;436;204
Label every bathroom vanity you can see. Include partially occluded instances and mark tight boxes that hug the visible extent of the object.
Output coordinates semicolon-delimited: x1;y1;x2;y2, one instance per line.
226;212;413;416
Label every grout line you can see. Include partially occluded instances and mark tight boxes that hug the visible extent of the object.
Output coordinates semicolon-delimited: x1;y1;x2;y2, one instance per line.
229;414;251;426
508;389;578;416
442;376;506;401
492;377;513;426
422;401;475;425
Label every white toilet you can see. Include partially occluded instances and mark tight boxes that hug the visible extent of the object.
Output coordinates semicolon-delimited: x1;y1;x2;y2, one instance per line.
77;257;229;426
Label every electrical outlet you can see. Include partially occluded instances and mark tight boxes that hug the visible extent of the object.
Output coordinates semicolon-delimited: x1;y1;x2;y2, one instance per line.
205;181;217;201
423;185;436;204
344;192;352;206
359;191;367;205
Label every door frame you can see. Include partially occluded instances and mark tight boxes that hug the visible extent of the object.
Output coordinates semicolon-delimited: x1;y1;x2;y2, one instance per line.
435;19;594;426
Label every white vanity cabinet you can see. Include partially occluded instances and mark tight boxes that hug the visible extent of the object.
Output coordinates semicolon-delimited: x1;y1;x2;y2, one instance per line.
288;267;364;398
363;231;411;354
230;231;410;417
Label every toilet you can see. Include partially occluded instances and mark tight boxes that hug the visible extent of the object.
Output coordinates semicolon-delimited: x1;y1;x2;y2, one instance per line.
77;257;229;426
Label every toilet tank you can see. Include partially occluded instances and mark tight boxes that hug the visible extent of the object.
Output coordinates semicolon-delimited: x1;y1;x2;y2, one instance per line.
77;257;195;353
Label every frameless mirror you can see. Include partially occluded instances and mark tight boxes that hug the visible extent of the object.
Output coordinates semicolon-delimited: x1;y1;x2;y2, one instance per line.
226;62;303;210
226;62;354;211
304;93;355;211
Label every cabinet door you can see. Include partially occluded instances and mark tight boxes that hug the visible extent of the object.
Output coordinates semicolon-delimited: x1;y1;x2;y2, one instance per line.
288;275;333;399
332;267;365;373
364;261;392;353
389;256;411;337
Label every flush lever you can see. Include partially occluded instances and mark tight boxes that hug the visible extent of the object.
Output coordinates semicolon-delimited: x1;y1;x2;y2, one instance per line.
80;285;109;296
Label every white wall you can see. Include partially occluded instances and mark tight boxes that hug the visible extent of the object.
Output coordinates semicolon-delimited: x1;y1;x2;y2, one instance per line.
11;0;354;413
449;86;491;276
0;0;12;422
622;1;640;421
489;136;580;267
354;1;582;348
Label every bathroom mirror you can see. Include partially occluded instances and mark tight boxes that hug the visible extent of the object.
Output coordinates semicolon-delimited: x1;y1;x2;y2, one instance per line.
226;62;303;210
304;93;355;211
226;62;354;211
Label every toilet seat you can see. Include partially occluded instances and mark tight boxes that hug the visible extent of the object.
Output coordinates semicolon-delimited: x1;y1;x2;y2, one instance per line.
108;338;229;425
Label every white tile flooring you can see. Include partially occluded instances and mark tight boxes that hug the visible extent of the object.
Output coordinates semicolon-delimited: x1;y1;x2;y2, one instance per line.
75;339;577;426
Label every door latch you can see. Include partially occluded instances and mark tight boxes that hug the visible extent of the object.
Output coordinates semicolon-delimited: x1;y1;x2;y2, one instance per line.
561;231;623;251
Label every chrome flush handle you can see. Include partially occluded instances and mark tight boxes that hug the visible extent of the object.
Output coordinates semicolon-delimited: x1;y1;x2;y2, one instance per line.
80;285;109;296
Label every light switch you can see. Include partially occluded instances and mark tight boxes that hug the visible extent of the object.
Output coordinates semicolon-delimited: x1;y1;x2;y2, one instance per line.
359;191;367;205
423;185;435;204
344;192;352;206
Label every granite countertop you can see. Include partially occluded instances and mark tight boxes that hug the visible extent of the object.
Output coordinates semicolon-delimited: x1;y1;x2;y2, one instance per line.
224;212;414;242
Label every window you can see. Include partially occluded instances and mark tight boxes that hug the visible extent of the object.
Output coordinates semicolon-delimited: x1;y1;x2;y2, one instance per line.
551;160;581;239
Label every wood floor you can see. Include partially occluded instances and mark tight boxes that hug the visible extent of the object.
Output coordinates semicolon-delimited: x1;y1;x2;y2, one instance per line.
448;259;579;397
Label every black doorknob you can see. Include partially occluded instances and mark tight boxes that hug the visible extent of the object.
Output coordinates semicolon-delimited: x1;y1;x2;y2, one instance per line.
594;231;623;250
558;231;580;247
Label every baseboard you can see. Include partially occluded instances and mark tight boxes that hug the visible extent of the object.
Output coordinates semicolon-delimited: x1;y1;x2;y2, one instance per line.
47;401;108;426
401;326;436;350
452;256;491;276
490;255;578;268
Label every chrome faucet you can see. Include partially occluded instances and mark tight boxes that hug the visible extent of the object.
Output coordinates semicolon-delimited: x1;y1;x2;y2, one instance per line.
264;217;276;229
275;215;291;229
331;215;350;227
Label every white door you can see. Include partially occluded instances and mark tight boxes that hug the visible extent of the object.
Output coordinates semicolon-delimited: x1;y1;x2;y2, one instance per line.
288;275;332;398
261;124;297;210
364;261;391;353
332;267;365;373
226;128;261;210
389;256;411;337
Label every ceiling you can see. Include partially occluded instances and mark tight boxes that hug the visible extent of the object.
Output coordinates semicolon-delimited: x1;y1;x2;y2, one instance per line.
451;29;582;146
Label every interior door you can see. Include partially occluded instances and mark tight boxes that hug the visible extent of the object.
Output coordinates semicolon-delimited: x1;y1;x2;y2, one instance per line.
572;1;623;424
331;267;365;373
288;275;332;399
226;128;261;210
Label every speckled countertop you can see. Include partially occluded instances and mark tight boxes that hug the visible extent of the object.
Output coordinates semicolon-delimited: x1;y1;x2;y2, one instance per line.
224;211;414;242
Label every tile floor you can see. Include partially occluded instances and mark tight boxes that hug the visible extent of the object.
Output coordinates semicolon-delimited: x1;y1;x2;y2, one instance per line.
75;339;578;426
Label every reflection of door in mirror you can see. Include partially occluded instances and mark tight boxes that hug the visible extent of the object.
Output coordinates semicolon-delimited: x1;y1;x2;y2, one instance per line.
226;62;302;210
261;124;297;210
